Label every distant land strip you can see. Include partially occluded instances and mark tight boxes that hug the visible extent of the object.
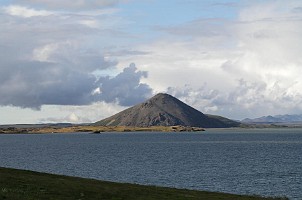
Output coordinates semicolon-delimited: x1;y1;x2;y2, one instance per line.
1;123;300;134
0;125;205;134
0;167;288;200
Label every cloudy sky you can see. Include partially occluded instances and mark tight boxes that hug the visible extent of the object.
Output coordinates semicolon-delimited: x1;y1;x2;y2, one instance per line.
1;0;302;124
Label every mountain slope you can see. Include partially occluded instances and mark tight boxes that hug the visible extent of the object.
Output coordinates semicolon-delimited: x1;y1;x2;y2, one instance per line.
242;114;302;124
95;93;240;128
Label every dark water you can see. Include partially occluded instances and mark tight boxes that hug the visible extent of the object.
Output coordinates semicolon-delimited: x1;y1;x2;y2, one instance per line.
0;128;301;199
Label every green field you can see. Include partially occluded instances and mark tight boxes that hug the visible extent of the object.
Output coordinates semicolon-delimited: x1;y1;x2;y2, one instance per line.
0;167;287;200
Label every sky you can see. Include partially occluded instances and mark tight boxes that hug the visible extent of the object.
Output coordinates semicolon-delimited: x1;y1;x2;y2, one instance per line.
1;0;302;124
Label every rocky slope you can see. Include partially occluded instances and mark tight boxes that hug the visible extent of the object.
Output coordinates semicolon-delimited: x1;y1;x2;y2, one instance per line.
95;93;240;128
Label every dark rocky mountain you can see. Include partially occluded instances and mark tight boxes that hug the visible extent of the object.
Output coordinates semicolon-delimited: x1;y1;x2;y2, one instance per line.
242;114;302;124
95;93;240;128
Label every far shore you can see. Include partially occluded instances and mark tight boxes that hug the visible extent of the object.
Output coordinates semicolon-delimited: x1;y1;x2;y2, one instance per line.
1;123;301;134
0;125;205;134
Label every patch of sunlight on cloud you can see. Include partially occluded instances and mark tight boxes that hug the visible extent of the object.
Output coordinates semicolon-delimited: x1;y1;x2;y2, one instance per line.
3;5;53;18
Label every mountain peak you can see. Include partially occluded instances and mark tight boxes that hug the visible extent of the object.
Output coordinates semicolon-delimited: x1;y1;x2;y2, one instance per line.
95;93;240;128
152;92;169;97
147;93;179;105
149;93;173;101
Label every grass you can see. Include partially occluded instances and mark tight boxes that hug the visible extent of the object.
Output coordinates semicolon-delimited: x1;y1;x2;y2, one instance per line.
0;167;288;200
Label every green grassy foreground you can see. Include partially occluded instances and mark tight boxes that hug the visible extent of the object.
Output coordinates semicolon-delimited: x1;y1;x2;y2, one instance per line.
0;167;287;200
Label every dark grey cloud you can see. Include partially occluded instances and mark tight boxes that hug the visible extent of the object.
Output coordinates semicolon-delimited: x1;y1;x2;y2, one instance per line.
0;18;117;109
0;4;153;109
97;63;153;106
0;58;152;109
0;60;97;109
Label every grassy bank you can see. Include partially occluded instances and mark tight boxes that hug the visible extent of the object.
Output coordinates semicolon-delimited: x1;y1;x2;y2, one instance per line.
0;167;287;200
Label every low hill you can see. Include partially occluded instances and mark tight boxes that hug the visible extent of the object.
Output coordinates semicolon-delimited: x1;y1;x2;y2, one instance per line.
242;114;302;124
95;93;240;128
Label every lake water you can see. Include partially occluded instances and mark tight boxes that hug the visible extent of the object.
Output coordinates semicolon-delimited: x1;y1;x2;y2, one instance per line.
0;128;301;199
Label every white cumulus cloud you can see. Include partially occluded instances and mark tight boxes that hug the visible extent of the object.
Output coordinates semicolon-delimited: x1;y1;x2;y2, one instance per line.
3;5;53;18
117;0;302;119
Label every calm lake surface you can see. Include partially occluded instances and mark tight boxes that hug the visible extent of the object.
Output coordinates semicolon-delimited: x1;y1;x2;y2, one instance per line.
1;128;301;199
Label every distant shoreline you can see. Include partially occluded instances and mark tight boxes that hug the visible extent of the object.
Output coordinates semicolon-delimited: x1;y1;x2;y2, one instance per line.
0;125;205;134
1;124;302;134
